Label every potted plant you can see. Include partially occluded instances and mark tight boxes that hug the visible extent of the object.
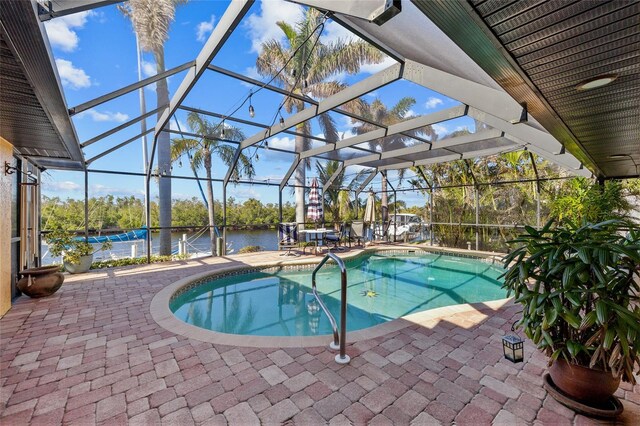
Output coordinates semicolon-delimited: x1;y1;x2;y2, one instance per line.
45;230;112;274
502;219;640;408
17;265;65;298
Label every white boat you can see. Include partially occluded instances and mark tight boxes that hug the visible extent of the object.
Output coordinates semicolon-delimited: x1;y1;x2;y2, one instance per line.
375;213;427;240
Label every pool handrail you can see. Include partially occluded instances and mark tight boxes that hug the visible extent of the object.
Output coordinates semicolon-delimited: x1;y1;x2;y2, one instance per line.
311;252;350;364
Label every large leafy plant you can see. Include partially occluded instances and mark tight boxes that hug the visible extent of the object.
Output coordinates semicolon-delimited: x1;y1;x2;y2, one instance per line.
45;231;112;266
502;219;640;384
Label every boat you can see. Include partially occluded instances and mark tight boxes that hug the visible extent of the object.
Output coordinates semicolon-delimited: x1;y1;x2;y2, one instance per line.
74;229;148;243
375;213;427;240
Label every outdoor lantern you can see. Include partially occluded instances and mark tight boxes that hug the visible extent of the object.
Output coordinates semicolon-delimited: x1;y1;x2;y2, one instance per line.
502;334;524;363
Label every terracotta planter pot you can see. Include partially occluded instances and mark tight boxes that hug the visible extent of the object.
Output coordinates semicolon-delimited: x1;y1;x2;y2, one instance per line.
17;266;65;298
549;359;620;405
64;254;93;274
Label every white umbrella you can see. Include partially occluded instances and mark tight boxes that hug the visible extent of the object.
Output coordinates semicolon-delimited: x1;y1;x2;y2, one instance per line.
363;191;376;241
363;191;376;224
307;178;323;224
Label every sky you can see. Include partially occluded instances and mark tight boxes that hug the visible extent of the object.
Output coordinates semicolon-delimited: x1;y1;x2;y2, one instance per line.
41;0;478;208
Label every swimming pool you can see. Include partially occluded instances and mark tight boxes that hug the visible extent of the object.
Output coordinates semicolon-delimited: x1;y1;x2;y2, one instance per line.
169;251;505;337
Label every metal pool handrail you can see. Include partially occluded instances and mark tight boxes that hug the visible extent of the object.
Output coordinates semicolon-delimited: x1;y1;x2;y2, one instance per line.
311;252;350;364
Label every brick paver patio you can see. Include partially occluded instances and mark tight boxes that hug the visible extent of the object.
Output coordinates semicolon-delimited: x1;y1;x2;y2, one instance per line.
1;251;638;425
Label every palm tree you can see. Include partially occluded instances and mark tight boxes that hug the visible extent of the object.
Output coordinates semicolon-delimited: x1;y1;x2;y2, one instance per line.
171;112;254;253
315;160;368;223
120;0;185;255
256;8;383;227
353;98;436;231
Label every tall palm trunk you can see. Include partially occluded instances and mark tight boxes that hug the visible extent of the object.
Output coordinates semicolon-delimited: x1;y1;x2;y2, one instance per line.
204;152;216;254
155;47;172;255
295;128;306;229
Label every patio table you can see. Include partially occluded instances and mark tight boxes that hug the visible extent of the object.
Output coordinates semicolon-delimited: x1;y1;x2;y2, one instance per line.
299;228;335;255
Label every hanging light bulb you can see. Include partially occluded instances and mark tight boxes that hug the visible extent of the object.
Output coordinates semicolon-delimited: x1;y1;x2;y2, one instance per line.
265;141;269;150
179;159;183;168
255;153;259;161
248;92;255;118
221;121;226;138
279;111;285;128
303;79;308;89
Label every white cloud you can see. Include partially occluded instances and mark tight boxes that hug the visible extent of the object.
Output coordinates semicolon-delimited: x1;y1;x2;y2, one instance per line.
170;119;189;132
245;0;304;53
196;15;216;42
431;124;449;137
90;184;144;197
403;109;417;119
359;56;397;75
55;59;91;89
81;109;129;123
42;181;80;192
44;11;93;52
425;97;444;109
141;60;157;91
266;135;295;151
239;66;263;88
226;186;262;201
320;20;358;45
141;60;157;77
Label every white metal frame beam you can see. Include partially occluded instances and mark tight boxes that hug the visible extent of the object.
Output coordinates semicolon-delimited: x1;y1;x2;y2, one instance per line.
402;59;588;176
69;61;194;116
148;0;254;179
86;129;153;165
279;155;302;191
37;0;119;21
225;62;403;186
81;107;162;148
322;162;344;192
355;170;378;197
377;144;524;171
342;128;504;168
239;62;402;151
301;105;466;160
288;0;398;24
207;64;384;128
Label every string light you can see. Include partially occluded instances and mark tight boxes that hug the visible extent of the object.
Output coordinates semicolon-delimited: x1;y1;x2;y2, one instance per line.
248;92;255;118
221;121;225;138
279;110;285;128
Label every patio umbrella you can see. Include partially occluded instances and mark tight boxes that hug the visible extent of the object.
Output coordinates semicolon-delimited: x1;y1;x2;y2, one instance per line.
363;191;376;224
363;191;376;241
307;177;323;225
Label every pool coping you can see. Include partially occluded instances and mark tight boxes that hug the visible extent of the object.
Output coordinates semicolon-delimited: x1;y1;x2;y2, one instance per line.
150;245;511;348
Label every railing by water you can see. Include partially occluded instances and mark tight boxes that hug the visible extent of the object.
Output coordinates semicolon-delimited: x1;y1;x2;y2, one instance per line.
311;252;350;364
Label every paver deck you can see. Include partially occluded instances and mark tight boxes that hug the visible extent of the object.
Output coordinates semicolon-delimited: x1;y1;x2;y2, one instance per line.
1;248;639;425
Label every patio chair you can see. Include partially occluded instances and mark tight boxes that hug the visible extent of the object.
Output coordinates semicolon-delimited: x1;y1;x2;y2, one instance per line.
325;223;349;251
278;223;300;256
350;221;365;246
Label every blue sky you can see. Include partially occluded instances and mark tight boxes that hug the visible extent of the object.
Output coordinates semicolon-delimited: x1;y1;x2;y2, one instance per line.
42;0;477;208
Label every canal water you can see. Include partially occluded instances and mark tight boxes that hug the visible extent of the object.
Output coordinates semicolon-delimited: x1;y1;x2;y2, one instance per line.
42;229;277;264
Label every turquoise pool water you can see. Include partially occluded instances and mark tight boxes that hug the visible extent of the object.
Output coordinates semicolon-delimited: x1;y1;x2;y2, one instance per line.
169;252;505;337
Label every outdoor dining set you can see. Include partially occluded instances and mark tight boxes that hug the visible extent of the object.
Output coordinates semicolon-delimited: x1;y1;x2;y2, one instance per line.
277;178;377;256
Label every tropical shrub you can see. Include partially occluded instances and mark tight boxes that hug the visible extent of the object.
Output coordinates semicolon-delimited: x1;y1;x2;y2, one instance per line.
502;219;640;384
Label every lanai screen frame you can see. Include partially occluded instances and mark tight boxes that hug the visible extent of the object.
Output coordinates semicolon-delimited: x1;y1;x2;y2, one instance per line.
39;0;592;261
